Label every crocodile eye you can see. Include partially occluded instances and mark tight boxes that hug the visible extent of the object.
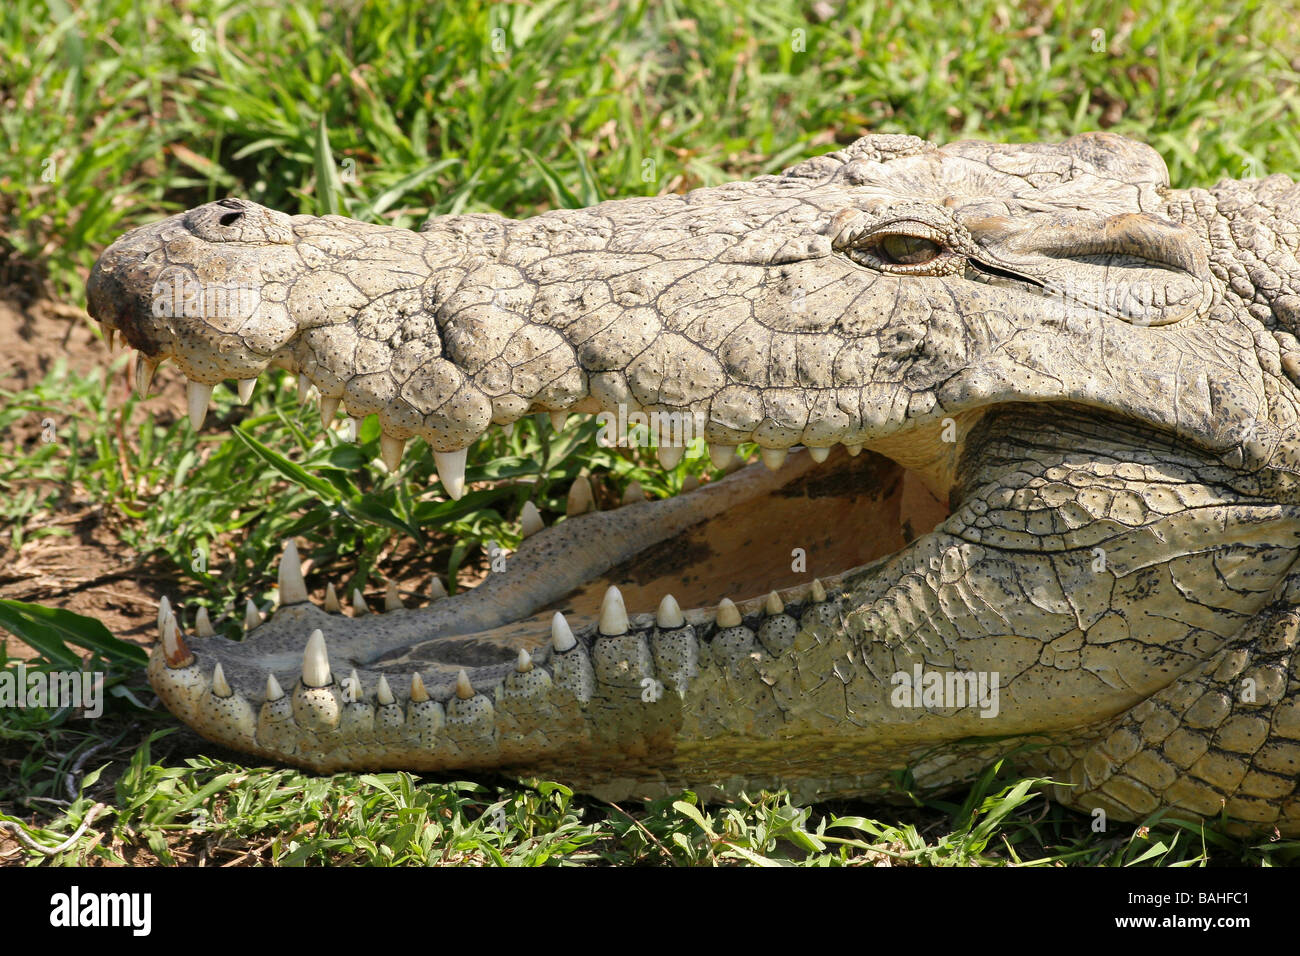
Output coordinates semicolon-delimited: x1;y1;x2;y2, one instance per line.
879;234;941;265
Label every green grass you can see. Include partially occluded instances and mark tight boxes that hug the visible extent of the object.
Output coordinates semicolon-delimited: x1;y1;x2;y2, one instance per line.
3;0;1300;865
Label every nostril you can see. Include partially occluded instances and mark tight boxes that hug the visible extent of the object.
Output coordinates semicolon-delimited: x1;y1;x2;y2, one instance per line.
219;211;244;226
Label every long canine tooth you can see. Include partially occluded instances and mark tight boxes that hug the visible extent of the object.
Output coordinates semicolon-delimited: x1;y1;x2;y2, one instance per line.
598;585;629;636
760;446;788;471
352;588;370;615
549;411;567;432
455;669;475;700
845;443;862;457
621;481;645;506
765;590;784;615
105;329;116;351
211;663;232;698
503;421;516;438
385;581;403;611
278;539;308;605
187;382;213;430
320;396;340;428
157;595;173;631
349;417;364;442
380;434;406;471
376;674;394;706
656;593;684;629
516;648;533;673
657;443;684;470
429;577;447;601
244;599;262;632
236;378;257;403
519;501;544;537
195;606;215;637
135;353;157;397
265;672;284;701
434;449;467;500
716;597;742;628
410;672;429;702
551;611;577;652
811;578;827;602
566;476;594;515
297;376;312;403
324;582;341;613
302;629;332;687
161;616;193;668
807;446;830;463
707;443;735;469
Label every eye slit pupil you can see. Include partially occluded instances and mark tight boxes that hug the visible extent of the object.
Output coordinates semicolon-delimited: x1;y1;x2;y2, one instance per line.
879;234;941;265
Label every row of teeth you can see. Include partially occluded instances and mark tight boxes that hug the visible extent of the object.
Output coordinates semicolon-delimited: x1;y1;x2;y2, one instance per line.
155;569;836;754
158;538;833;649
122;347;865;503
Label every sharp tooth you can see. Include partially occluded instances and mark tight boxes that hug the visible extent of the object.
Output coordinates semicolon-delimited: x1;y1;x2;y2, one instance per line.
760;447;788;471
410;672;429;702
807;446;830;463
657;443;684;470
157;595;173;632
681;474;700;492
244;599;262;632
187;381;213;430
845;443;862;457
195;606;215;637
549;411;567;432
516;648;533;673
765;591;784;615
324;582;342;613
716;597;742;628
106;329;116;351
297;376;312;404
320;396;340;428
811;578;827;602
278;539;308;605
302;629;332;687
376;674;394;706
429;577;447;601
434;449;467;500
349;417;364;442
551;612;577;652
520;501;544;537
598;585;629;636
211;663;232;698
161;616;193;667
265;672;284;701
455;669;475;700
656;593;684;629
236;378;257;403
566;476;594;515
707;443;735;469
621;481;645;506
385;581;403;611
135;353;157;397
352;588;370;615
503;421;516;438
380;434;406;471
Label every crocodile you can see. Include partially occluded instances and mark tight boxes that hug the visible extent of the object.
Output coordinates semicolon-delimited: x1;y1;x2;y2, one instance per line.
85;132;1300;833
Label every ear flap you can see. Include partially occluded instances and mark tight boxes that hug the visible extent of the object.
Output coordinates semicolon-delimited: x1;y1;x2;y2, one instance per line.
781;133;935;181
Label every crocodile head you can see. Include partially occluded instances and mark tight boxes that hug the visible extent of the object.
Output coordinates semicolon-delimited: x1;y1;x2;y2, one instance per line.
87;132;1300;830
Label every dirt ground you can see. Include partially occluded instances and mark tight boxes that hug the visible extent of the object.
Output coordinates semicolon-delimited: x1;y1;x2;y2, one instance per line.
0;294;176;660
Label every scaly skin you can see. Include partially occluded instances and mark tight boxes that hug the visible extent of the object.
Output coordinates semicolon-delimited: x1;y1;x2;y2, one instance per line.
87;133;1300;831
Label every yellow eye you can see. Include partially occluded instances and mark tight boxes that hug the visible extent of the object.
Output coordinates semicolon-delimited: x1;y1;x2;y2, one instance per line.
879;234;942;265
